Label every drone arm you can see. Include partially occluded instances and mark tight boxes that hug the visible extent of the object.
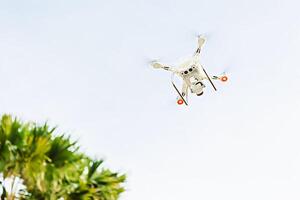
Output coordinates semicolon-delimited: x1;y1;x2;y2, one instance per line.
151;61;177;72
181;81;188;97
193;36;206;57
211;74;228;82
182;81;189;103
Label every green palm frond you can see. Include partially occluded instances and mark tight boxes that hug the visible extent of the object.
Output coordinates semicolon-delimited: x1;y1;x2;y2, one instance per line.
0;115;126;200
88;159;104;179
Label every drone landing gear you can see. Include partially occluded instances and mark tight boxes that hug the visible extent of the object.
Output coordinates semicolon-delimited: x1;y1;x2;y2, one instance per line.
202;68;217;91
172;82;188;106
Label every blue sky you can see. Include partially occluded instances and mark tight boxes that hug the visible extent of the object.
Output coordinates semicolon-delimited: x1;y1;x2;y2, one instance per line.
1;0;300;199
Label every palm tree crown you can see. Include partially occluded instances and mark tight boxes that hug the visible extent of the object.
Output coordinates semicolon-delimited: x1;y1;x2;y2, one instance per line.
0;115;126;200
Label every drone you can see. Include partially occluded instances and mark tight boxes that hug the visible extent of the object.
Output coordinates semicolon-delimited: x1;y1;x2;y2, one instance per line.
151;36;228;106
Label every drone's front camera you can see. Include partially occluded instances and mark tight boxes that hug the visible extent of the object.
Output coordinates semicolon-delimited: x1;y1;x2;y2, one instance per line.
189;68;193;72
184;71;188;74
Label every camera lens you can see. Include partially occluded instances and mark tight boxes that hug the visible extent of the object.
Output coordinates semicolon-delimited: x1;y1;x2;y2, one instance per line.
189;68;192;72
184;71;188;74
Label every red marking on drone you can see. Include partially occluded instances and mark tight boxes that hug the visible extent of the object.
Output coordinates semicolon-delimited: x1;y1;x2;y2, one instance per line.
220;76;228;82
177;99;184;105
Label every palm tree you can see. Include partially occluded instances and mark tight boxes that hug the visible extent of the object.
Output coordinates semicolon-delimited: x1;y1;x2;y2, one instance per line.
66;159;126;200
0;115;28;200
0;115;126;200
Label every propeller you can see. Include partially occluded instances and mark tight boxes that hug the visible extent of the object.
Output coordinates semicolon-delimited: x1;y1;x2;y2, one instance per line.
197;35;206;47
190;31;213;40
150;60;163;69
218;65;232;82
144;57;163;69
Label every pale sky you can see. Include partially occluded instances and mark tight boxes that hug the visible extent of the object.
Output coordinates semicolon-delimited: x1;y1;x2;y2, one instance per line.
1;0;300;199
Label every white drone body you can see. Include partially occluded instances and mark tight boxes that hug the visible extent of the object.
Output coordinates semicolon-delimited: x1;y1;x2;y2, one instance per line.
151;36;228;105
